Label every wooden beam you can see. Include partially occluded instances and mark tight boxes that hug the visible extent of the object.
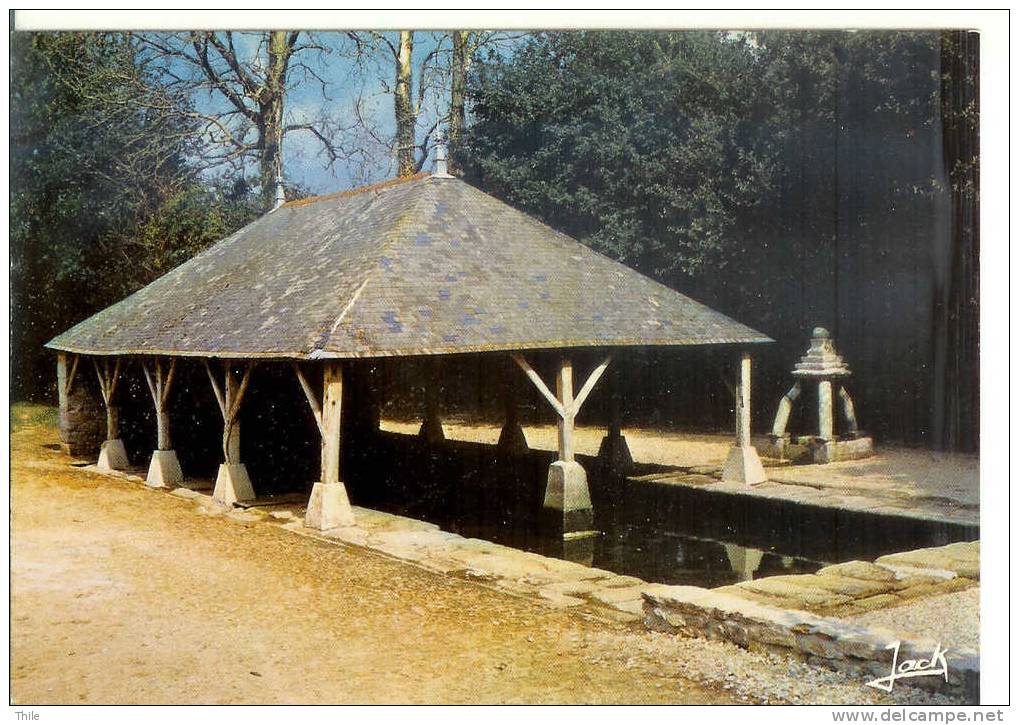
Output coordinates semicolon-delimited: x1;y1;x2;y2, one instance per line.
570;355;611;416
511;354;564;418
160;358;176;408
203;359;227;418
838;386;859;436
771;381;802;437
93;358;109;404
64;354;80;398
142;360;158;403
293;362;325;437
108;357;123;400
227;362;253;423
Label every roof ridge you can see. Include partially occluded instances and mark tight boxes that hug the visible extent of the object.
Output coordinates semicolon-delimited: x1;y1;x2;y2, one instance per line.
282;172;430;209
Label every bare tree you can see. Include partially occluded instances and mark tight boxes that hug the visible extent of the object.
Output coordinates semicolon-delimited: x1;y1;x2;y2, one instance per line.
346;31;449;177
447;31;471;176
129;31;346;209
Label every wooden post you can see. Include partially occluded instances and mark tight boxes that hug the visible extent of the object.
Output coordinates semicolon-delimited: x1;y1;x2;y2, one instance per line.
294;360;355;529
556;357;575;462
224;366;241;463
510;353;611;459
606;367;621;440
735;352;752;447
722;351;767;485
93;356;129;471
142;357;177;451
206;360;252;464
597;365;633;472
142;357;183;488
205;359;255;505
497;383;528;454
321;362;343;484
511;353;610;538
93;357;123;441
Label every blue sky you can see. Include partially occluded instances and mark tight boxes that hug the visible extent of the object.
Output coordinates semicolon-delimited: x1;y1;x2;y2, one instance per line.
185;31;489;195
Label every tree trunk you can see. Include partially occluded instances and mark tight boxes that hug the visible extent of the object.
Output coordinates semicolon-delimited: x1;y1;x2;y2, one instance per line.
395;31;417;177
259;31;289;211
448;31;471;176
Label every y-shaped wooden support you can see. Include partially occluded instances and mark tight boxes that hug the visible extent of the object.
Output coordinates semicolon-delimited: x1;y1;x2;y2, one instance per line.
141;357;183;488
205;359;255;505
512;353;610;535
93;357;128;471
294;361;355;530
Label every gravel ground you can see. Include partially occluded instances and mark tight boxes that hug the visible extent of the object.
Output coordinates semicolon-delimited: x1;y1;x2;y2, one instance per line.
846;589;980;653
581;630;968;706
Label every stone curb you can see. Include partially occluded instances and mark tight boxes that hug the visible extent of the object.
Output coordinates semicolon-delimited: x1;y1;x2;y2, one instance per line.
642;582;979;701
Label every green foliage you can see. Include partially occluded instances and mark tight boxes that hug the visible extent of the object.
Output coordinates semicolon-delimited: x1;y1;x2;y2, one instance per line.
463;32;768;276
462;31;943;280
10;33;262;399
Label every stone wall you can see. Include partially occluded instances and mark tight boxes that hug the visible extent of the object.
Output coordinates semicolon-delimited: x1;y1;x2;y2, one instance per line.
56;353;104;457
643;542;980;702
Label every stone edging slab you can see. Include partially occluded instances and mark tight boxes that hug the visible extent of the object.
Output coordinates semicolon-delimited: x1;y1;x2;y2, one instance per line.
642;555;980;701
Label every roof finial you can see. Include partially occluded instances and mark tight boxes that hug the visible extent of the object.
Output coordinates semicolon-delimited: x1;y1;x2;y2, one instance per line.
271;157;287;211
433;142;452;179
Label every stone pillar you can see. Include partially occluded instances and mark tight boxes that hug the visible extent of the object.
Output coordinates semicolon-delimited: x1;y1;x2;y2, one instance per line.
544;357;593;535
306;361;355;529
838;386;859;437
818;379;834;441
57;352;105;458
722;351;767;485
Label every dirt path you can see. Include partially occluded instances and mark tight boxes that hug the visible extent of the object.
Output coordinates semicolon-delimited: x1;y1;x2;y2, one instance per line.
10;404;733;705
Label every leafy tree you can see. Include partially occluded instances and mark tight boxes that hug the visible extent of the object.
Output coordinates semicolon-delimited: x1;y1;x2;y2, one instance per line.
462;31;776;278
10;33;262;399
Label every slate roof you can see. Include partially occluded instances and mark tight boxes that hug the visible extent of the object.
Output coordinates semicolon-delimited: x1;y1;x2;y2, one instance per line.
47;173;772;359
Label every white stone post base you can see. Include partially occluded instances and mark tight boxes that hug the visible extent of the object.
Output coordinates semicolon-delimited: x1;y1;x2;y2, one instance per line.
722;445;767;485
97;439;129;471
146;449;183;488
305;481;355;530
213;463;255;506
543;460;594;534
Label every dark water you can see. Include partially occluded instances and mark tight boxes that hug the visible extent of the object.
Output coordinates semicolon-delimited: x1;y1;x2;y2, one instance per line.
342;431;978;587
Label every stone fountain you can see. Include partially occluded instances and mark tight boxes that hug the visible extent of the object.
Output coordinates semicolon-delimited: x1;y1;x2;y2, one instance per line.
765;327;873;464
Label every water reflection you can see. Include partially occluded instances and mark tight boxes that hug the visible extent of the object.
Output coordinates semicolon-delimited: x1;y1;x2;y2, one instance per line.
343;431;977;587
